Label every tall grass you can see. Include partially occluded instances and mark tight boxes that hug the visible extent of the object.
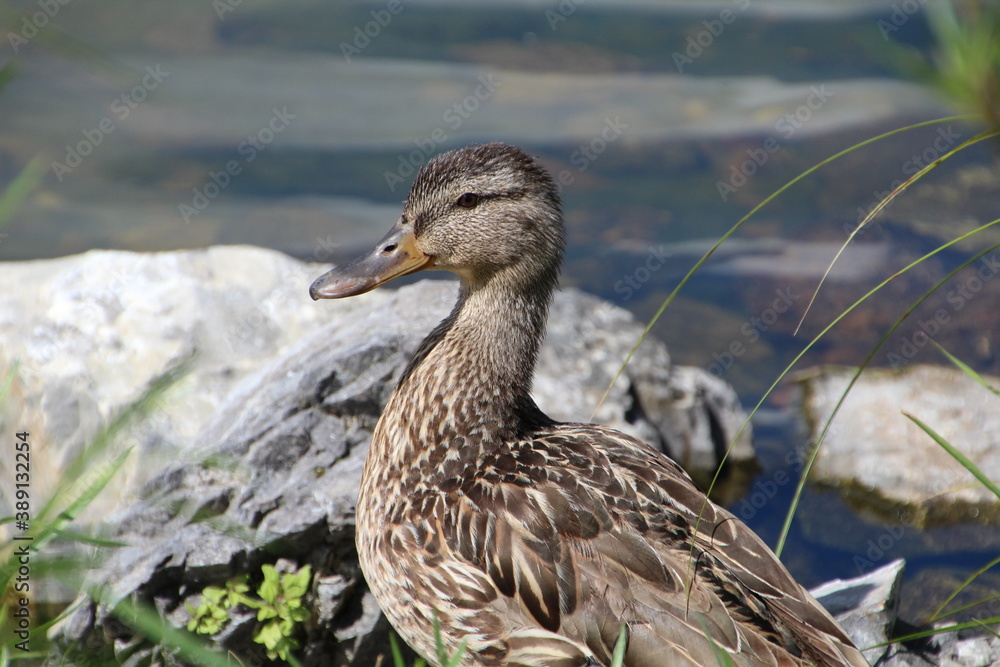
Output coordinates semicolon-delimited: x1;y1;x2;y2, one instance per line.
0;362;195;664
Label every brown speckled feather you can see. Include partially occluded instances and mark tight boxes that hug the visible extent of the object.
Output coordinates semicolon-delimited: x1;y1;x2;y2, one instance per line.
324;143;869;667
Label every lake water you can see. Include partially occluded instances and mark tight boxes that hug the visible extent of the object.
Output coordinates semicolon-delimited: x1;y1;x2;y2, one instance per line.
2;0;999;627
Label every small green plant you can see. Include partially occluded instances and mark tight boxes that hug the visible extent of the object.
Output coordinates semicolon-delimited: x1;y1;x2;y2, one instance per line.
187;564;311;662
186;576;250;636
251;564;311;661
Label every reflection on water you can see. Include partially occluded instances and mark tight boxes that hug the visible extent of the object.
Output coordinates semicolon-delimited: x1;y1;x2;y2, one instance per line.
2;0;999;624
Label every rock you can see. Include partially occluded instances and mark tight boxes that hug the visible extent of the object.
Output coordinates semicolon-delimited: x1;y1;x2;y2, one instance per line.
810;558;905;666
810;559;1000;667
875;623;1000;667
0;246;332;525
0;247;752;537
6;246;751;664
797;365;1000;528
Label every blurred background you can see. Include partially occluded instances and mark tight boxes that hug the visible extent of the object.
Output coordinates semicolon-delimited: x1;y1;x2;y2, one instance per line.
2;0;999;627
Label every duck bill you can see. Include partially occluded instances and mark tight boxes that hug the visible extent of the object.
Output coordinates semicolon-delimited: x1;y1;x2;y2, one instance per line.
309;222;433;300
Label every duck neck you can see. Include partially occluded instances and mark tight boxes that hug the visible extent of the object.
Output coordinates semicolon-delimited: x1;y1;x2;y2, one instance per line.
392;267;556;453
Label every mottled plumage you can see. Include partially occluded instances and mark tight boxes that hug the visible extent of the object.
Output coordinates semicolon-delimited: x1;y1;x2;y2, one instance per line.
310;143;868;667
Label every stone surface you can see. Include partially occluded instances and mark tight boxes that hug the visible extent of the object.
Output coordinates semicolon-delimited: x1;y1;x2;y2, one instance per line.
809;560;1000;667
797;365;1000;528
0;246;331;523
811;558;905;666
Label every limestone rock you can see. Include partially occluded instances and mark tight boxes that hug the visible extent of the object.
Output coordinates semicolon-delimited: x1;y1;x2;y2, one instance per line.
797;365;1000;528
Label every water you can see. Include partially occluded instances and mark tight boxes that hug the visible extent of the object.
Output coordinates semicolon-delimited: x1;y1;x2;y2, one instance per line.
2;0;999;626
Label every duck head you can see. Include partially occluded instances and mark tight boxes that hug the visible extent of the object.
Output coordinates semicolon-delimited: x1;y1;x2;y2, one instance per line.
310;142;565;300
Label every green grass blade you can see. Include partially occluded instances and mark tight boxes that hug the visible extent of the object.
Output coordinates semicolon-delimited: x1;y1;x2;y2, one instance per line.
50;526;129;548
0;155;45;231
884;616;1000;645
389;633;407;667
0;59;18;90
57;445;133;520
928;554;1000;623
610;623;628;667
433;616;445;664
34;357;191;526
429;614;466;667
931;340;1000;397
442;639;467;667
590;114;974;419
932;592;1000;622
110;596;236;667
0;360;19;407
794;127;1000;334
903;411;1000;502
31;446;134;546
771;231;1000;556
21;598;86;643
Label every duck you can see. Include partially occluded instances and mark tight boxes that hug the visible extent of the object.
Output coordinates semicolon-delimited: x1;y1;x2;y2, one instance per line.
309;142;868;667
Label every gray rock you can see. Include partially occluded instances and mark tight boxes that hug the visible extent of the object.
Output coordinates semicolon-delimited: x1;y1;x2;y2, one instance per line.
19;246;751;665
797;365;1000;528
874;625;1000;667
811;558;905;666
0;246;334;526
810;559;1000;667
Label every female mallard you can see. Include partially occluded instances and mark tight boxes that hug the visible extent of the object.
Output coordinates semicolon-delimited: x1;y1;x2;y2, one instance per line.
310;143;867;667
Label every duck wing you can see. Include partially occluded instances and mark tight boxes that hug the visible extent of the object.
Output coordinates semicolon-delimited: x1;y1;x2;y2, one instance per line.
429;422;868;667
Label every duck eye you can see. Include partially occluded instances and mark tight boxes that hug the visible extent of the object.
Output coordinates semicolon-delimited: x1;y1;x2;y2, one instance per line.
456;193;479;208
